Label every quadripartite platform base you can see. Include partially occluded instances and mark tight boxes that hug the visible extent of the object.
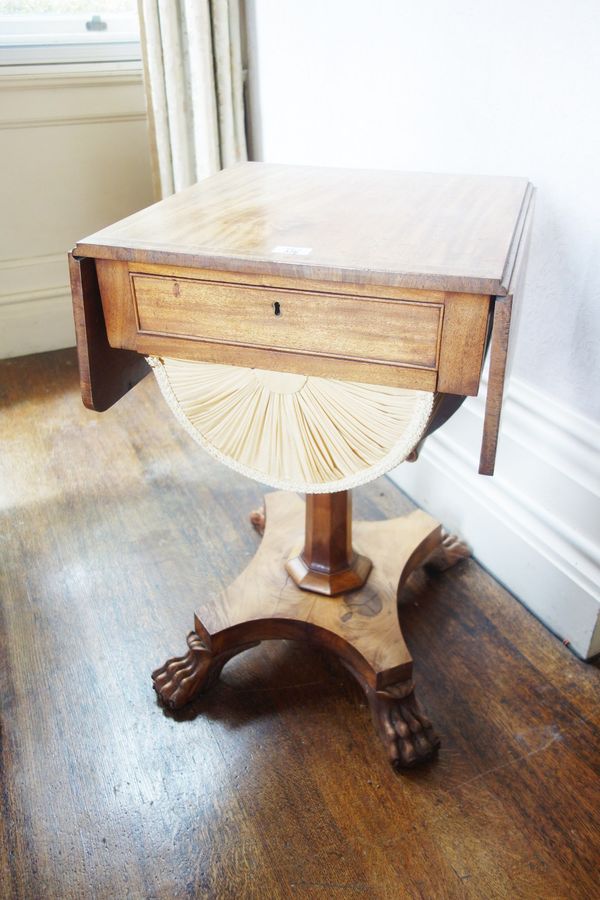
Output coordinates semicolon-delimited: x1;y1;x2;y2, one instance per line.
152;492;469;770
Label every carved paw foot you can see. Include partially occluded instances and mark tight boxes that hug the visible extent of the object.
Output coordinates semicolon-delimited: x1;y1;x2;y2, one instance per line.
152;631;214;710
425;529;471;572
367;681;440;770
249;506;266;536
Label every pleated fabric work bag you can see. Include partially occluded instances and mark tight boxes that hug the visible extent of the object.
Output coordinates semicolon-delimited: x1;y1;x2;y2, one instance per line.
149;356;434;493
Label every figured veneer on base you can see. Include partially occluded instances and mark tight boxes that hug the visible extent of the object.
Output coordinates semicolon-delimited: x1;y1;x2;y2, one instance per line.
152;491;445;769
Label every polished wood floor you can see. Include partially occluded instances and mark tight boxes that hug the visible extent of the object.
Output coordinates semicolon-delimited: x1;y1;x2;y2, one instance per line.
1;348;598;900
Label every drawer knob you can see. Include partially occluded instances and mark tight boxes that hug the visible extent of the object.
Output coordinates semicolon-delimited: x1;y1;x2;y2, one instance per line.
272;301;282;317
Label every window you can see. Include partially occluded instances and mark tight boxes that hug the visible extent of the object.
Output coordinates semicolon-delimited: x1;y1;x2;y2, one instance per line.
0;1;141;65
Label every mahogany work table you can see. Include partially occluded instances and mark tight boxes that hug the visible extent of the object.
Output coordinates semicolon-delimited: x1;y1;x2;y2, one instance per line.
69;163;534;770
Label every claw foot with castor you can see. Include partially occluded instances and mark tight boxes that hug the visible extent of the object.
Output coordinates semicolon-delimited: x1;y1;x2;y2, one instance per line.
425;529;471;572
249;506;266;536
152;631;214;710
366;681;441;770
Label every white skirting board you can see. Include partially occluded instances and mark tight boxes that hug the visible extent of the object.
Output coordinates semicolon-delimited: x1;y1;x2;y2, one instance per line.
0;291;75;358
389;376;600;660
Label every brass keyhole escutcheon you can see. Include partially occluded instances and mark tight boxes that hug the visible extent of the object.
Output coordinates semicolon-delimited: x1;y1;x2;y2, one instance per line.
273;301;281;317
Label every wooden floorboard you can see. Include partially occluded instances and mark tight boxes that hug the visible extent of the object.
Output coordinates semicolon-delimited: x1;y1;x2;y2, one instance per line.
0;348;598;900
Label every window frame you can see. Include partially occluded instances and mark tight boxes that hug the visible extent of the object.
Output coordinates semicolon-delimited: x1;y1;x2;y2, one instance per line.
0;11;141;66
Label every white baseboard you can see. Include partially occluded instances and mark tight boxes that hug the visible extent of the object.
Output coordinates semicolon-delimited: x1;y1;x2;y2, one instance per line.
0;291;75;358
390;377;600;660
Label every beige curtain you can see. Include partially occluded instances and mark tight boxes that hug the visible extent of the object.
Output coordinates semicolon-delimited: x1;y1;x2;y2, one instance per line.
138;0;247;198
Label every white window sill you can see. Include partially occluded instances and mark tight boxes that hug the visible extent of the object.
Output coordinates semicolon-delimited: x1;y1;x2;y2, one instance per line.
0;59;144;90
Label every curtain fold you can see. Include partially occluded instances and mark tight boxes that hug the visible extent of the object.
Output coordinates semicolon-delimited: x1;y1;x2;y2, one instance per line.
138;0;247;198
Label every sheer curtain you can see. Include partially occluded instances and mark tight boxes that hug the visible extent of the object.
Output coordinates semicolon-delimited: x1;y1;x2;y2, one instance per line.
138;0;247;198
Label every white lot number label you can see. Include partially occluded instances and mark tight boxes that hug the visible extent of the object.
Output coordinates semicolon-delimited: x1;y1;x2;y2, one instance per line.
271;245;313;256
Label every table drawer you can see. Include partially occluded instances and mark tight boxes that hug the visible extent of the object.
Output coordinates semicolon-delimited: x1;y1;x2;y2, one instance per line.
95;260;490;394
131;273;442;371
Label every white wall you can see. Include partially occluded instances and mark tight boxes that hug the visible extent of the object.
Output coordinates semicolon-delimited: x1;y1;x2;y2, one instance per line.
246;0;600;657
246;0;600;422
0;62;154;358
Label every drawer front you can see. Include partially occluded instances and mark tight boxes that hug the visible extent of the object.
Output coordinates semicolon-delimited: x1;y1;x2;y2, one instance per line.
131;274;442;370
95;260;490;394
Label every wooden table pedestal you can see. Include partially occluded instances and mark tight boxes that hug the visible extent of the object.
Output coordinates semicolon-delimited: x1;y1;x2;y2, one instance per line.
152;491;469;770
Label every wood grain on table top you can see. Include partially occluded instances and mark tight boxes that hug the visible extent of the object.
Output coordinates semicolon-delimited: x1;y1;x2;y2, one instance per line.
76;162;532;295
